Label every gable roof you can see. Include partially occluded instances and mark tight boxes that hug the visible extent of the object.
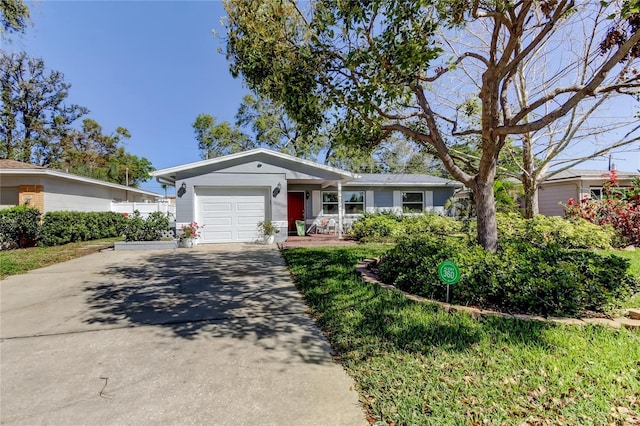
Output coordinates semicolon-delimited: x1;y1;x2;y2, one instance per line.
544;168;639;183
348;173;461;187
151;148;358;183
152;149;461;187
0;160;161;198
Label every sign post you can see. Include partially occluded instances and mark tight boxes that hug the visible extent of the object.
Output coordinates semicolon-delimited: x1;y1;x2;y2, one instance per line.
437;260;461;303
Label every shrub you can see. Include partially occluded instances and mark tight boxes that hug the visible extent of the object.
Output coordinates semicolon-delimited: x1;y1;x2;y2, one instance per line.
122;211;171;242
378;236;638;317
350;212;462;243
40;211;128;246
0;206;41;248
565;174;640;247
403;212;463;237
496;213;614;249
349;212;403;243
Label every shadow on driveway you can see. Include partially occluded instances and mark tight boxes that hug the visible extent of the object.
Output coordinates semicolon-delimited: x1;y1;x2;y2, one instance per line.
83;246;332;365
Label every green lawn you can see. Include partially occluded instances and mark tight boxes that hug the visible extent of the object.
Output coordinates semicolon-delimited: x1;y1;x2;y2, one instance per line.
0;238;118;279
283;246;640;425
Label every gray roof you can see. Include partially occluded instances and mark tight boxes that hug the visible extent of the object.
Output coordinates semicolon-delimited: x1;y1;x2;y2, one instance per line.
346;173;461;187
545;168;639;181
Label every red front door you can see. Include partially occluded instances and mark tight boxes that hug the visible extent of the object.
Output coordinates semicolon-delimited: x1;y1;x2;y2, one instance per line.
287;192;305;233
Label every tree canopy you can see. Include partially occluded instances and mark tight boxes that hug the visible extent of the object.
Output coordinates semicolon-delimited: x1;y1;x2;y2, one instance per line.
224;0;640;250
0;0;29;34
0;51;154;187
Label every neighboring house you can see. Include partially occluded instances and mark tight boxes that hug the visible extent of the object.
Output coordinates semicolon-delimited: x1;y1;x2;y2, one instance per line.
150;148;462;244
538;169;640;216
0;159;160;213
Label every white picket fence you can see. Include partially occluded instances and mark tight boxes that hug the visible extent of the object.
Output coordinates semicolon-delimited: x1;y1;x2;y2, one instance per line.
111;202;176;219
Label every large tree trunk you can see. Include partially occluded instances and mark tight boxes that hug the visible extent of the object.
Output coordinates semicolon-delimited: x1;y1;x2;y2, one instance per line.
522;175;539;218
473;178;499;251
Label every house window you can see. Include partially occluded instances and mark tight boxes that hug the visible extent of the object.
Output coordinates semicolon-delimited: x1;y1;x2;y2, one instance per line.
402;192;424;213
344;191;364;214
322;192;339;214
322;191;365;214
590;187;603;200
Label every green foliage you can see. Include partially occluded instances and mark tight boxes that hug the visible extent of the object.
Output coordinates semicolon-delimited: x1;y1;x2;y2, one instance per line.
349;212;404;243
379;236;639;316
122;211;170;242
496;213;615;249
193;113;255;159
52;118;155;187
40;211;127;246
0;205;40;248
350;212;462;243
0;0;29;34
0;51;88;164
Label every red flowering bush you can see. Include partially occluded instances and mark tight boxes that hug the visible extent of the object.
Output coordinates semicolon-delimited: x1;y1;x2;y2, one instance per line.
565;172;640;247
179;221;203;240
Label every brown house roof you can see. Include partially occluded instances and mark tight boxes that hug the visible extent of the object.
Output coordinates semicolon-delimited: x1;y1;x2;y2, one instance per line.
0;159;44;170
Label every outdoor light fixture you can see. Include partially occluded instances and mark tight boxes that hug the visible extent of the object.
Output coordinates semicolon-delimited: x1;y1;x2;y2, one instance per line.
272;182;282;198
305;191;310;200
177;182;187;198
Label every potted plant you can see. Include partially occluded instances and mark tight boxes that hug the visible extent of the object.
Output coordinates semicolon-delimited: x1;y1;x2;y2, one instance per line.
178;221;202;248
257;220;279;244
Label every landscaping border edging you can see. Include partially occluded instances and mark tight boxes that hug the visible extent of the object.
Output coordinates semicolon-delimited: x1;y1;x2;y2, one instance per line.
355;259;640;330
114;241;177;250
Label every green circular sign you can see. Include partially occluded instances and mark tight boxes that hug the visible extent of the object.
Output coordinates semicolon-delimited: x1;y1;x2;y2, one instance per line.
438;261;460;285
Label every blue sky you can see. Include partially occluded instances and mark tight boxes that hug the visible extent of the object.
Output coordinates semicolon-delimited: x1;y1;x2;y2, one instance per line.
6;1;247;193
3;1;639;194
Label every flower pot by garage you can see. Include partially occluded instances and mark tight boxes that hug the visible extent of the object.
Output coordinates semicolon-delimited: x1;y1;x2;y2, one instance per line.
265;235;275;245
179;238;196;248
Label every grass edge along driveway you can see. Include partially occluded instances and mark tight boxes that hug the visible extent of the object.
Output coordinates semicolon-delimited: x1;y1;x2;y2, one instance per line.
283;246;640;425
0;238;118;279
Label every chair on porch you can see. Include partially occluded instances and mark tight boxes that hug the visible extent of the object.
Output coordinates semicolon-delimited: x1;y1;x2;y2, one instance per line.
326;219;337;234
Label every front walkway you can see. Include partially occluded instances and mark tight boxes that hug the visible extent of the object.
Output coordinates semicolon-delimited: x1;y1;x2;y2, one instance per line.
0;244;365;425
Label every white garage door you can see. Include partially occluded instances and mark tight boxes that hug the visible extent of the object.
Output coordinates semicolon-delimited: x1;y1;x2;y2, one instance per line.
196;188;267;243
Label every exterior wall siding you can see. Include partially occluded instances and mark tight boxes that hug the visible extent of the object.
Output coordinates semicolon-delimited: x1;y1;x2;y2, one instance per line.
538;177;637;217
1;175;155;213
538;183;578;216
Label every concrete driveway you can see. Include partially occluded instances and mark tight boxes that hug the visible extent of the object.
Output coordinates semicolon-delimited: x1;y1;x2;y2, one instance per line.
0;245;365;425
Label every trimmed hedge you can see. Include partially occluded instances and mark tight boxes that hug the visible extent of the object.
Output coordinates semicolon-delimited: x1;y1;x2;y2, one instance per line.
378;235;638;317
40;211;128;246
0;206;41;248
350;212;462;243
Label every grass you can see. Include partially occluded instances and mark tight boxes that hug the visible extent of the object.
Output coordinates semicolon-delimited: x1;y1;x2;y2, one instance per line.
0;238;118;279
283;246;640;425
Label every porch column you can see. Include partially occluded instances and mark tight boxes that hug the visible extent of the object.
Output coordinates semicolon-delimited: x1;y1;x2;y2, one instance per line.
337;180;343;239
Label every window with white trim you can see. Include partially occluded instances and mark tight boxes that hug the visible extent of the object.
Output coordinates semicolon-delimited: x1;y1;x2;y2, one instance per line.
322;191;365;214
402;192;423;213
344;191;364;214
589;187;603;200
322;192;339;214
